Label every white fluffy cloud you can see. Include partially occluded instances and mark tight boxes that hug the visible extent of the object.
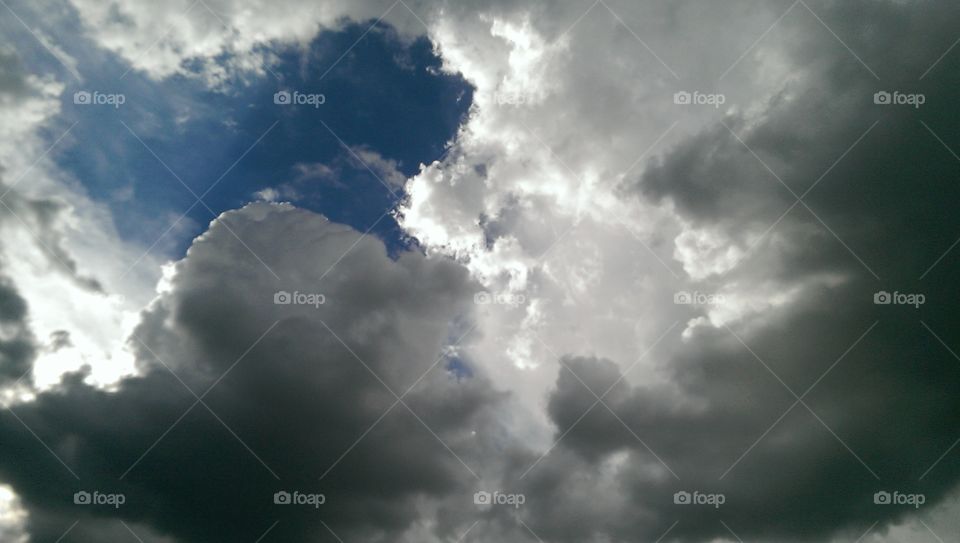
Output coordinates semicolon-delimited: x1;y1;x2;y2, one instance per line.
67;0;436;85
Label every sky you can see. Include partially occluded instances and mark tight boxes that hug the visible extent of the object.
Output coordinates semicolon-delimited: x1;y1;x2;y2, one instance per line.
0;0;959;542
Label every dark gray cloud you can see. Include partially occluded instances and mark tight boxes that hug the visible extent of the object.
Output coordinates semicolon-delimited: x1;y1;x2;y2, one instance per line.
509;0;960;541
0;275;35;383
0;203;503;542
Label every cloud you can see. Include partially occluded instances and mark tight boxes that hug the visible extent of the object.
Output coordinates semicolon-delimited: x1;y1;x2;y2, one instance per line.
254;149;407;207
0;203;508;542
0;485;29;543
65;0;435;84
0;46;164;391
399;0;960;541
0;275;35;385
350;146;408;189
2;0;960;541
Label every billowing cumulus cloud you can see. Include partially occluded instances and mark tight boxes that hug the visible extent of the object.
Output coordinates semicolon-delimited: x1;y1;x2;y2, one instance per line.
2;0;960;541
0;203;506;542
404;1;960;541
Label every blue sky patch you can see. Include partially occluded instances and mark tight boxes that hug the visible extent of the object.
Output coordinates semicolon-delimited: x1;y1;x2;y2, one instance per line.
5;10;472;260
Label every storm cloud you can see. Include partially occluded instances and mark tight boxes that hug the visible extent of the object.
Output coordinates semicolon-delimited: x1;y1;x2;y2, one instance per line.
2;0;960;542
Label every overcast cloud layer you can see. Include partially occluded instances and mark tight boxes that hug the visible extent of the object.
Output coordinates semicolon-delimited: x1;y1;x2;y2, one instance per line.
1;0;960;542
